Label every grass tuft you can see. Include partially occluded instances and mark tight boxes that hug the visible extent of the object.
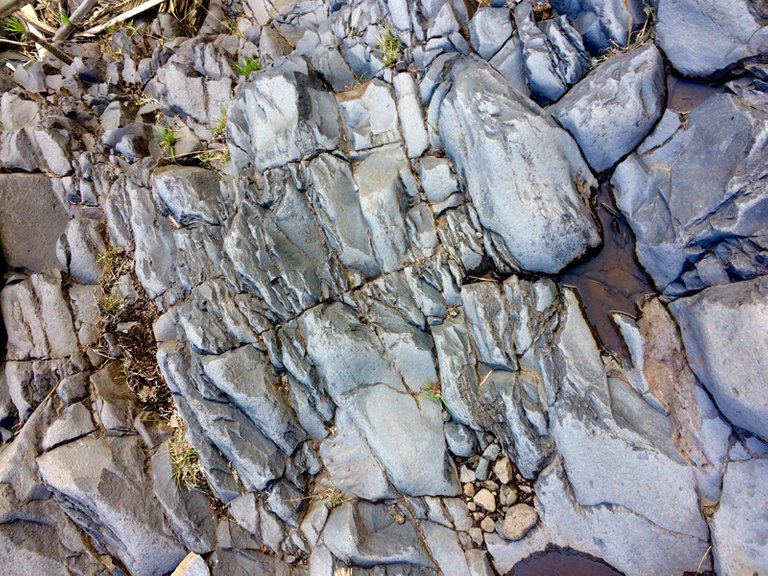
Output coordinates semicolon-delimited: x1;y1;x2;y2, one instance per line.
169;418;206;492
377;25;402;68
154;125;178;161
2;17;26;35
233;56;261;76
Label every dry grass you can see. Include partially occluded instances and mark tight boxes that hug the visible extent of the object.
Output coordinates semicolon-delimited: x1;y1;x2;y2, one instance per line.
168;413;206;491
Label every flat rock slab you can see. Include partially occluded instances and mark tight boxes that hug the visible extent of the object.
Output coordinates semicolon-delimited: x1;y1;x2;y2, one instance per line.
655;0;768;79
0;174;68;274
439;58;600;274
670;277;768;442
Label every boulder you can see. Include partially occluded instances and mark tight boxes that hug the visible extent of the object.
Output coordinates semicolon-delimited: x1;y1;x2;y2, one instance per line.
549;0;646;54
551;44;666;172
439;58;600;274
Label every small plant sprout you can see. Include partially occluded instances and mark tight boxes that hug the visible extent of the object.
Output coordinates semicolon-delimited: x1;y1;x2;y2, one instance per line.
155;125;178;161
58;11;72;25
2;16;26;35
233;56;261;76
377;25;402;68
422;381;449;411
169;422;206;491
99;292;123;316
212;108;227;139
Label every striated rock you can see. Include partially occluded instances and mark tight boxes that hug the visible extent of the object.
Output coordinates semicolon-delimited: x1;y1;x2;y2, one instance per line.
393;72;430;158
469;8;513;60
655;0;768;80
670;277;768;441
549;0;646;54
228;63;343;174
439;58;600;274
502;504;538;541
37;436;187;576
711;453;768;575
41;401;96;452
612;87;768;295
551;44;666;172
337;80;400;151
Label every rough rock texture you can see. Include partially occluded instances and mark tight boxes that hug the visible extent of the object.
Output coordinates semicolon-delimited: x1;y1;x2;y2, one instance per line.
670;277;768;441
655;0;768;80
439;58;600;274
612;86;768;295
550;0;646;53
551;44;666;172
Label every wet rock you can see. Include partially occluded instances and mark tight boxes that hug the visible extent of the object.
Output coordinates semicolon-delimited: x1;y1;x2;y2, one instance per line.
469;8;514;60
670;277;768;441
228;64;343;174
551;44;666;172
549;0;646;53
655;0;768;80
37;436;187;576
439;58;600;274
337;80;400;151
515;1;589;105
502;504;538;541
612;87;768;294
710;453;768;575
0;174;69;274
322;501;432;567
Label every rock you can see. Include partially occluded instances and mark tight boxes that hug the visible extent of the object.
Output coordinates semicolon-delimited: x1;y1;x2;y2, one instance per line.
171;553;210;576
515;1;589;104
473;488;496;513
670;277;768;441
37;436;187;576
422;522;473;576
710;455;768;575
439;58;600;274
551;44;666;172
41;402;96;452
500;485;518;507
655;0;768;80
393;72;429;158
611;87;768;295
337;80;400;151
549;0;646;53
480;516;496;533
91;363;136;436
227;63;343;174
0;174;69;274
493;457;513;485
469;8;514;60
474;457;490;481
502;504;538;541
445;422;478;458
463;483;476;498
418;156;459;204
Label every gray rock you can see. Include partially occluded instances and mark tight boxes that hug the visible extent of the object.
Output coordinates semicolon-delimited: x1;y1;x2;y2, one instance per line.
670;277;768;441
322;501;432;567
41;402;96;452
515;1;589;104
422;522;472;576
612;88;768;294
228;64;343;173
337;80;400;151
469;8;514;60
461;282;517;371
153;167;228;228
57;214;106;285
502;504;538;541
201;344;306;454
0;174;69;274
91;363;136;436
550;0;646;53
655;0;768;80
488;35;529;96
493;457;513;485
310;47;356;92
444;421;478;458
37;436;187;576
439;58;600;274
418;156;459;204
711;455;768;575
171;553;210;576
393;72;429;158
551;44;666;172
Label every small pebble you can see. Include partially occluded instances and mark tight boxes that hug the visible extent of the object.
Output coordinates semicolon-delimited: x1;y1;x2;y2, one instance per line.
519;485;533;494
469;527;484;545
463;483;476;498
459;465;476;484
480;516;496;533
475;458;490;481
472;511;485;522
483;480;499;491
500;485;518;507
393;512;406;525
473;488;496;513
493;457;514;485
502;504;539;541
466;502;477;512
482;443;501;461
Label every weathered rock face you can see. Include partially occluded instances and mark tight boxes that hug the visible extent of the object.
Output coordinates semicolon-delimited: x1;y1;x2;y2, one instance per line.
655;0;768;80
439;58;601;274
1;0;767;574
612;86;768;295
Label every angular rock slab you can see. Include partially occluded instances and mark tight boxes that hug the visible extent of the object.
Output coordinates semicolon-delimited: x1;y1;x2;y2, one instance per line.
612;88;768;294
439;58;600;274
37;436;187;576
550;0;646;54
655;0;768;80
551;44;666;172
670;277;768;441
227;64;343;174
711;454;768;575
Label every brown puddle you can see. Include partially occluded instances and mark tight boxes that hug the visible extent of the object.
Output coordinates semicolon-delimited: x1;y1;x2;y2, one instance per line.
559;182;656;363
509;548;624;576
667;74;727;113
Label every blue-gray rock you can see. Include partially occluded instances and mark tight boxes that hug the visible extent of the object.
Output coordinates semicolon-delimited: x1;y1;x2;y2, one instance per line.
469;8;514;60
444;421;478;458
337;80;400;151
228;64;343;174
37;436;187;576
439;58;600;274
418;156;458;204
551;44;666;172
655;0;768;80
152;167;229;228
57;214;106;285
612;88;768;294
422;521;472;576
515;1;589;104
488;35;529;96
41;401;95;452
710;454;768;575
393;72;430;158
670;277;768;442
461;282;517;371
0;174;69;275
550;0;646;54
